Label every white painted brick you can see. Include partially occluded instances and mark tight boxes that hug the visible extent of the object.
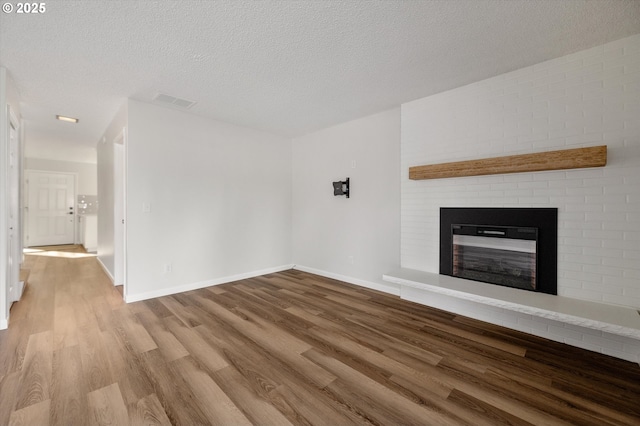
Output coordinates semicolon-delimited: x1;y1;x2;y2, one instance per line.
565;186;603;196
603;275;640;288
602;257;631;268
602;240;639;253
582;247;624;259
583;70;604;84
583;333;625;351
601;348;638;363
558;246;582;256
557;325;597;339
623;287;640;298
559;287;605;303
623;269;640;280
564;337;604;354
564;203;604;213
547;324;584;340
583;229;624;240
560;218;598;230
510;323;533;335
582;282;622;296
585;211;626;222
400;35;640;362
563;237;601;248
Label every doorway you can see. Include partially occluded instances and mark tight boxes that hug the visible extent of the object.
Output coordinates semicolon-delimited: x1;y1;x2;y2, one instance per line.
113;129;126;294
24;171;77;247
7;109;22;305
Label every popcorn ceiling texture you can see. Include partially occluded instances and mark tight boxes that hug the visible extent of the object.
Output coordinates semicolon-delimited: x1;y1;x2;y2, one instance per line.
1;1;639;155
400;34;640;362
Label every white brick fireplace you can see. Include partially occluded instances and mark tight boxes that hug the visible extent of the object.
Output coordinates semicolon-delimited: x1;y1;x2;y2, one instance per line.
398;34;640;362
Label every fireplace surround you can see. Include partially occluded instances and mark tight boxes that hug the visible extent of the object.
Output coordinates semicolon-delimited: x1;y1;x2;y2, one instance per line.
440;208;558;295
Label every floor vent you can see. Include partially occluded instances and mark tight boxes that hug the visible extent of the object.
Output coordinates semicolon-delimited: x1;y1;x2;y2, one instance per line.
153;93;197;109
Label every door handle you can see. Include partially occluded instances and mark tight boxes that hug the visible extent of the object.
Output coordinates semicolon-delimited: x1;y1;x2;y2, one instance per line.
68;212;74;215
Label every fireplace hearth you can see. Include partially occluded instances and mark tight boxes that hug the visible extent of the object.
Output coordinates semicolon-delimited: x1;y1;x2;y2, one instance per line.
440;208;557;295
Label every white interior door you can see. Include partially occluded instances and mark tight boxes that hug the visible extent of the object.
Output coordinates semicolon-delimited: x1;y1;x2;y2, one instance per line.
7;112;22;303
113;128;127;293
26;171;76;247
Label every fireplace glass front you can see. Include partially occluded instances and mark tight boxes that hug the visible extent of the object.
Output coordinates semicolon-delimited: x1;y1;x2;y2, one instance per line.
452;225;537;291
440;208;557;295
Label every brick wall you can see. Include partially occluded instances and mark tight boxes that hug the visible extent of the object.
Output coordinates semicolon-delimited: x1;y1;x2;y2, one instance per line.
400;34;640;362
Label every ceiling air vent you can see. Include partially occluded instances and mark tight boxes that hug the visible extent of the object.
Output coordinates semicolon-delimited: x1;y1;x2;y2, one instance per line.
153;93;197;109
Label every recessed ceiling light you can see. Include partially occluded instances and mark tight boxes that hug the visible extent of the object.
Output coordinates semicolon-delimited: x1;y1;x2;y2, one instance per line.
56;115;79;123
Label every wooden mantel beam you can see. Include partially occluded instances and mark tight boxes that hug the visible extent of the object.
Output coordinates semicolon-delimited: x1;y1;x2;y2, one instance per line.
409;145;607;180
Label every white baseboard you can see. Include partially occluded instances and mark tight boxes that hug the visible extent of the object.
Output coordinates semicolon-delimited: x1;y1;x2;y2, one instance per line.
125;264;295;303
293;265;401;296
0;317;8;330
96;257;114;283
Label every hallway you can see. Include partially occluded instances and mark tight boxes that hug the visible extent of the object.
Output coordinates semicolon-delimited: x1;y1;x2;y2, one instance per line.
0;246;129;424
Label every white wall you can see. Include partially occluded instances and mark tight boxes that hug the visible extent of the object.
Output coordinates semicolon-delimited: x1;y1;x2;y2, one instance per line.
292;108;401;294
401;34;640;361
125;100;292;301
25;158;97;195
0;67;22;329
96;102;128;280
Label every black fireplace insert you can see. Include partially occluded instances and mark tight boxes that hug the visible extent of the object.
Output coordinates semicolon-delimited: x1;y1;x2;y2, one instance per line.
440;208;557;295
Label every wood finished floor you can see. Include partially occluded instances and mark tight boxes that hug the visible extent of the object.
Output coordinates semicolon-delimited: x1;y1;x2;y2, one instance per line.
1;246;640;425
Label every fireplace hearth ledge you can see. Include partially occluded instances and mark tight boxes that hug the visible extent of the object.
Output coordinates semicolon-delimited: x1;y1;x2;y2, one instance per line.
383;268;640;340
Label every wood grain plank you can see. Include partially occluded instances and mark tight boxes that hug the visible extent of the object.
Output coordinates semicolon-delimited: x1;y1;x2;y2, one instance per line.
172;356;253;425
409;145;607;180
128;393;171;426
75;303;114;393
135;310;189;362
304;348;461;425
157;295;202;328
164;316;229;373
0;372;21;425
211;366;295;426
306;325;453;399
112;306;157;354
136;349;210;425
50;345;88;426
53;305;78;349
195;295;336;388
99;329;155;406
14;330;52;410
87;383;129;426
8;399;50;426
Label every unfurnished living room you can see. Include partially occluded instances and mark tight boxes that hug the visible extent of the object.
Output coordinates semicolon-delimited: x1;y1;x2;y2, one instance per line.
1;1;640;425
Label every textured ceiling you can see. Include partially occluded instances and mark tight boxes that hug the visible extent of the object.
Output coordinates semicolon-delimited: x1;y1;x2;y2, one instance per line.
1;0;639;162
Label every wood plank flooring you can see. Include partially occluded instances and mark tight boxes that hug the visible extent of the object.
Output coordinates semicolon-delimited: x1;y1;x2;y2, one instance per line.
1;245;640;425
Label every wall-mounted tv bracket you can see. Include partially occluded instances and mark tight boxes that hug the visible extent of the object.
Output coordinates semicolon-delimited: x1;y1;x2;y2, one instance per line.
333;177;350;198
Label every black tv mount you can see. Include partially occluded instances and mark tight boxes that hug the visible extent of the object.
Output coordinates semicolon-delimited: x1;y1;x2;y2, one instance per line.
332;177;350;198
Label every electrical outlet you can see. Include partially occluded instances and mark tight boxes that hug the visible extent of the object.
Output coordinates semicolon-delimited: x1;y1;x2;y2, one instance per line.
351;160;356;169
163;263;172;273
348;256;354;265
